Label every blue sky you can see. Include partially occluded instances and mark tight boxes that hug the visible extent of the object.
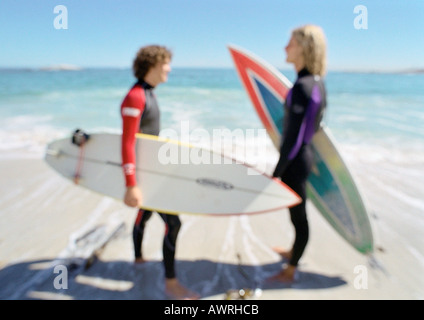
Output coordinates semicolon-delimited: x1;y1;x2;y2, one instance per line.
1;0;423;71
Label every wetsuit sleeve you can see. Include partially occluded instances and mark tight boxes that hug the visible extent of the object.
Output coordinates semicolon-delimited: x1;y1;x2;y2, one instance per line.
121;86;145;187
273;82;309;178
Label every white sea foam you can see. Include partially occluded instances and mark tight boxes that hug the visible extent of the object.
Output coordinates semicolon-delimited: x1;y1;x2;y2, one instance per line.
0;116;67;159
0;113;124;159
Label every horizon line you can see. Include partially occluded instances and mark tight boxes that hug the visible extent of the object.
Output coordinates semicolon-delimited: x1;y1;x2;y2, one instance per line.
1;65;423;75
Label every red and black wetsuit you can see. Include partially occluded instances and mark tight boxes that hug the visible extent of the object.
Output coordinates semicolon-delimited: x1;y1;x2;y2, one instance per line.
273;68;327;267
121;80;180;279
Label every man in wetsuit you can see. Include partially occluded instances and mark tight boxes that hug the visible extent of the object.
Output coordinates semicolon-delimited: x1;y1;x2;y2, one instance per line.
121;45;198;299
271;25;327;282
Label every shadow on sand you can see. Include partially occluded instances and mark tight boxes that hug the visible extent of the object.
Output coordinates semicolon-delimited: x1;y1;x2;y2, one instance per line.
0;257;347;300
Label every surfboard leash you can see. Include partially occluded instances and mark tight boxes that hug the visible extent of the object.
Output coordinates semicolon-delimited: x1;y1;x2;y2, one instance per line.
71;129;90;184
224;253;262;300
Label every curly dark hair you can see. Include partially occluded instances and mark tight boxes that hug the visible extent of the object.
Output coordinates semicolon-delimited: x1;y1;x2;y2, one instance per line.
133;45;172;80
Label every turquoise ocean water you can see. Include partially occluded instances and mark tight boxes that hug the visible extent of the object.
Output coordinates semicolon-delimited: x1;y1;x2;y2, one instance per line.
0;68;423;158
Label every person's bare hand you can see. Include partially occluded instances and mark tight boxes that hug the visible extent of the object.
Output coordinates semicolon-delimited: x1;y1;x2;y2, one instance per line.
124;185;142;207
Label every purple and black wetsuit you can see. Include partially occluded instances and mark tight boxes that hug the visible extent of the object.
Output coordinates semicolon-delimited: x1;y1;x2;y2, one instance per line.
273;68;327;267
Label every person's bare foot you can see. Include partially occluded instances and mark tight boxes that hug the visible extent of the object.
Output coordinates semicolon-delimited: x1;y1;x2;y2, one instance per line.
134;257;147;264
267;264;297;283
165;278;200;300
272;247;292;260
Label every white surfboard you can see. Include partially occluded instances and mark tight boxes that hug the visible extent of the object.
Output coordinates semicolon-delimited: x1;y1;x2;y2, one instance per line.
45;133;301;216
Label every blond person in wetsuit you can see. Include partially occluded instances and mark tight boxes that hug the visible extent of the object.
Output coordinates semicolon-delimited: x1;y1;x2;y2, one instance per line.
271;25;327;282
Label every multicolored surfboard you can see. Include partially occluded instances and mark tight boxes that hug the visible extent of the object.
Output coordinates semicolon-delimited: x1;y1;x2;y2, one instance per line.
229;45;374;254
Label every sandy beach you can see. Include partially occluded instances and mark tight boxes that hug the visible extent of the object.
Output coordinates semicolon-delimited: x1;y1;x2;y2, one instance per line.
0;155;423;300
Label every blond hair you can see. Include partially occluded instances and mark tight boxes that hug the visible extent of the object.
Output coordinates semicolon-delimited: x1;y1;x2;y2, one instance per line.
292;25;327;77
133;45;172;80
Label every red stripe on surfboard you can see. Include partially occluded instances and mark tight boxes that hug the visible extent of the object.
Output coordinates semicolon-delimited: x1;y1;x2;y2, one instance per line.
229;47;289;138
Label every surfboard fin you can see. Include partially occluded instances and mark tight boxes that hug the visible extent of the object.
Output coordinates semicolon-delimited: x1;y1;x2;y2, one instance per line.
45;148;61;157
